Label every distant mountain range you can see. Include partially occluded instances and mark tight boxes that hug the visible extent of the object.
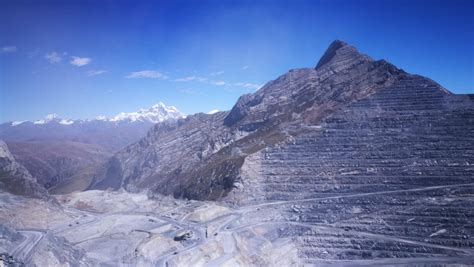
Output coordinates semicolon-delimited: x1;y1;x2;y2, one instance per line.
0;102;184;150
6;102;183;127
0;102;184;193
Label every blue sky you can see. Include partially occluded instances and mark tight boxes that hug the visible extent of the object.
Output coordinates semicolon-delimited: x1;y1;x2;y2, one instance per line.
1;0;473;122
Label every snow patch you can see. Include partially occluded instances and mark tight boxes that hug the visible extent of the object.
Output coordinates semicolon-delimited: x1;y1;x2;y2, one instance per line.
59;119;74;125
11;121;25;126
34;114;59;124
109;102;184;123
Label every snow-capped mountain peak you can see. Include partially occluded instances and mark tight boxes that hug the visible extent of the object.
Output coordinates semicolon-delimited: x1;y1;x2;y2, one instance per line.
11;121;25;126
6;102;184;127
109;102;184;123
34;114;60;124
95;115;107;121
207;109;219;114
31;114;75;125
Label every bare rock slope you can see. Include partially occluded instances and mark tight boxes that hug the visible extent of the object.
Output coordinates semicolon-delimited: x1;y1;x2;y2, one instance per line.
0;140;49;199
91;40;409;199
6;141;112;194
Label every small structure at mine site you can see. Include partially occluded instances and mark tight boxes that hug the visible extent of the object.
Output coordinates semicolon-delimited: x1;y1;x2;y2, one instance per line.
173;230;193;241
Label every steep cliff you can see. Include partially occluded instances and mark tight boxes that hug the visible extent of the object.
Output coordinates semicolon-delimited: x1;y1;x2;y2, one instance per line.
0;140;50;200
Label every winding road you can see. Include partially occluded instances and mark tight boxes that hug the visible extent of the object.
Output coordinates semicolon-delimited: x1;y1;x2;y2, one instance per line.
9;230;45;263
6;182;474;266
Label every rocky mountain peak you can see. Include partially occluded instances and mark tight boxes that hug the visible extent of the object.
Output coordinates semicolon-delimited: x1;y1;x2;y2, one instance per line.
315;39;372;70
110;102;184;123
223;40;398;128
0;141;15;162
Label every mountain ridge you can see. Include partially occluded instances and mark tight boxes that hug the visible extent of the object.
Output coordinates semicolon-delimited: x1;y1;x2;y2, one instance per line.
89;40;451;200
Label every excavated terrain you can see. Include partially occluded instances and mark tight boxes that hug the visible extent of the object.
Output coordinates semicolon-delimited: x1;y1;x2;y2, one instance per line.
1;40;473;266
228;74;474;263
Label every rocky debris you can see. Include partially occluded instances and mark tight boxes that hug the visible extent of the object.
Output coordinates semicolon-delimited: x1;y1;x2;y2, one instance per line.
0;141;50;200
0;225;23;265
0;253;21;266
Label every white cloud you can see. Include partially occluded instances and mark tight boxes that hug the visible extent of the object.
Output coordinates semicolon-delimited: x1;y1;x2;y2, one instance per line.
1;46;17;53
207;109;219;114
45;52;62;63
210;71;224;76
242;65;249;70
179;88;201;95
211;80;226;86
233;82;263;90
126;70;168;79
70;56;91;67
174;76;208;82
87;70;107;76
175;76;197;82
174;73;262;91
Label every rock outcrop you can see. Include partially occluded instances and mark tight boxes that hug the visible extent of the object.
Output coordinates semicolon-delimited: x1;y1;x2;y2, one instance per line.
0;141;50;199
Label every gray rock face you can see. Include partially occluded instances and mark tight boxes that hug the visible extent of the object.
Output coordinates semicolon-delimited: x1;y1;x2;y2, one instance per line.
225;75;474;263
90;111;237;198
231;74;472;203
0;141;50;200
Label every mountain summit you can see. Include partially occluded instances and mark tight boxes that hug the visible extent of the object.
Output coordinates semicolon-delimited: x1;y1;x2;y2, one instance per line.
109;102;183;123
315;40;371;69
89;40;470;201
